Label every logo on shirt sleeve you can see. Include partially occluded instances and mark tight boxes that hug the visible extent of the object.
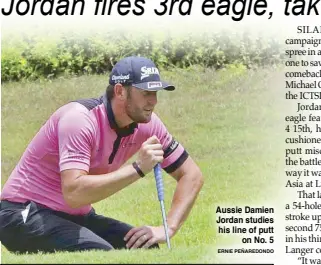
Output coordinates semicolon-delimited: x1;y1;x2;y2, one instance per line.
67;149;87;161
164;138;179;158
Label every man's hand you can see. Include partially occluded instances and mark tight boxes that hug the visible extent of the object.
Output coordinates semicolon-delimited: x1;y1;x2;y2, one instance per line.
136;136;164;175
124;225;174;249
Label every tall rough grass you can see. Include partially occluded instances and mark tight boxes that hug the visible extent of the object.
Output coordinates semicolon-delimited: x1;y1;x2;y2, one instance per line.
2;28;284;82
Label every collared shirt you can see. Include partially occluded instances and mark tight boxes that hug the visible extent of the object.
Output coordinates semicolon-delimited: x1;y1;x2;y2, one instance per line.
1;94;188;215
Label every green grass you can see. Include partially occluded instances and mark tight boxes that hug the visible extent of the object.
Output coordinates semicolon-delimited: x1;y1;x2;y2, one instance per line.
1;65;285;263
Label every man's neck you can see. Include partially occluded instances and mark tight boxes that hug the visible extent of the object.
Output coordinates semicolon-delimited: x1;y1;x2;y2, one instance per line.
110;99;134;128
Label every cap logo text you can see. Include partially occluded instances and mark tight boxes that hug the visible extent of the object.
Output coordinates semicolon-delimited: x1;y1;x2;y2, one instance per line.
147;82;162;89
141;66;159;80
112;74;130;82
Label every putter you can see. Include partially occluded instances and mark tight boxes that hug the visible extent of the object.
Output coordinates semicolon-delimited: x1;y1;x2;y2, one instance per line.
153;163;171;250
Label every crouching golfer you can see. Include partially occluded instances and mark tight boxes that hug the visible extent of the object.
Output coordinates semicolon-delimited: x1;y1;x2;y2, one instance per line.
0;56;203;253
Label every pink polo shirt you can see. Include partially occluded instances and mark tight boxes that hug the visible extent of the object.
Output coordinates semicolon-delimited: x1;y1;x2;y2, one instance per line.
1;95;188;215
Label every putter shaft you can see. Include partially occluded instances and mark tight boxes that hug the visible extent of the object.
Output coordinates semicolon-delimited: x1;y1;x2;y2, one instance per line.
154;164;171;250
160;200;171;249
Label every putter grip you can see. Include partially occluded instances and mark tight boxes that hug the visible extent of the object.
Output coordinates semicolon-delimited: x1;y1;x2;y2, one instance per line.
153;164;164;201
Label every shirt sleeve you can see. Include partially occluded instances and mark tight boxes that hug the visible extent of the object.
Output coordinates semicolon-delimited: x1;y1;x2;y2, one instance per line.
57;107;95;172
151;114;189;174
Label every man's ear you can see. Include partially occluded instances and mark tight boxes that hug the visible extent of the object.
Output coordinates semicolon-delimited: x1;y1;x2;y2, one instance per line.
114;84;127;101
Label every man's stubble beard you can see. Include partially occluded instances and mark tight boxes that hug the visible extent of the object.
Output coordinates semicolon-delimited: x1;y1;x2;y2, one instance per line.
125;99;151;124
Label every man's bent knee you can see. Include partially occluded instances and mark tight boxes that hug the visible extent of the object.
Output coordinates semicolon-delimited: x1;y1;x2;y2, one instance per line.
64;241;114;252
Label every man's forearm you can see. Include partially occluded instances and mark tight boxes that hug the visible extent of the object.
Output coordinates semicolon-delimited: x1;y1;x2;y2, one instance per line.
166;172;204;236
64;164;141;208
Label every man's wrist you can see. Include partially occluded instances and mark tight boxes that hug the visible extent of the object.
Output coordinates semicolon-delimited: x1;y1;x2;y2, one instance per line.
166;223;178;238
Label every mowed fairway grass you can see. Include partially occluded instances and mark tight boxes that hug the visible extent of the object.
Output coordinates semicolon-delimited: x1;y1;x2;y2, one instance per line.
1;66;284;263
